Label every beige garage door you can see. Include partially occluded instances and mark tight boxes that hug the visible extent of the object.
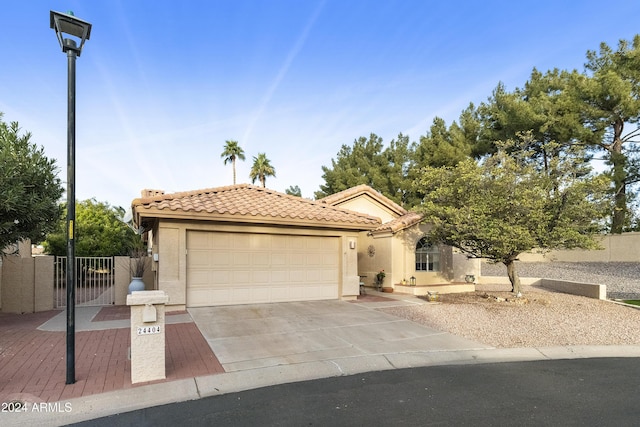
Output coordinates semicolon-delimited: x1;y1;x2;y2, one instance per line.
186;231;340;307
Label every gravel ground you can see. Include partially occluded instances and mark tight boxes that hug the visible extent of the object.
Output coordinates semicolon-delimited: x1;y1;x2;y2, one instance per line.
379;262;640;348
481;261;640;299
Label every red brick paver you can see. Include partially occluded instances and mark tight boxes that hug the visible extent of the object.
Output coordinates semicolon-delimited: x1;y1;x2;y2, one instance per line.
0;309;224;404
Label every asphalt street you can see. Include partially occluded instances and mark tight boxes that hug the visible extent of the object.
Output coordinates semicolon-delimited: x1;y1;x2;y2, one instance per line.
72;357;640;426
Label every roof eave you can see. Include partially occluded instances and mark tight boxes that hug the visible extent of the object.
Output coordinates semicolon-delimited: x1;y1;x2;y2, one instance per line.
134;206;380;231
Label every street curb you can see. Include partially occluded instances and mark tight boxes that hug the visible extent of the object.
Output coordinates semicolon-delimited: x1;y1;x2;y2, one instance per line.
4;378;199;427
6;345;640;427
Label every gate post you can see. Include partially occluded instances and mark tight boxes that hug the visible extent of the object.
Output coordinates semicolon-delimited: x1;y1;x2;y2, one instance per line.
114;256;130;305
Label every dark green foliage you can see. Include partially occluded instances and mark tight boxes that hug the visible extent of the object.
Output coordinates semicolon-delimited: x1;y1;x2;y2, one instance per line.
43;199;141;257
472;39;640;233
315;133;389;200
285;185;302;197
0;113;63;251
580;35;640;233
316;128;473;206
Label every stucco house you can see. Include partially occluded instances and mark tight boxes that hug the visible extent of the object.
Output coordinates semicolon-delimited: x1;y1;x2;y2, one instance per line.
132;185;379;310
132;184;477;310
318;185;478;294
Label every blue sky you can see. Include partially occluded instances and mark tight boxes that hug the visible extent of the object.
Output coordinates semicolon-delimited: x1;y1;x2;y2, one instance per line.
3;1;640;209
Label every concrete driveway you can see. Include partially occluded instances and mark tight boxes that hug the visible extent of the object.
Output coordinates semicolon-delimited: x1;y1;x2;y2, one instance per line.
188;297;492;373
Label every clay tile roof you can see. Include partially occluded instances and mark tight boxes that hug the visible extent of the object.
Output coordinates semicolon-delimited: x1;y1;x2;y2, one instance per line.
369;211;424;234
318;184;407;216
132;184;381;230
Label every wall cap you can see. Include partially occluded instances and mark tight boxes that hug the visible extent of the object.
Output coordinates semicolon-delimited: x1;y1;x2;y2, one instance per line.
127;290;169;306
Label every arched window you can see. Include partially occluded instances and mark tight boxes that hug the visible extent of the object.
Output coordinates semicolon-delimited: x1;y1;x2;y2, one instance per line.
415;238;440;271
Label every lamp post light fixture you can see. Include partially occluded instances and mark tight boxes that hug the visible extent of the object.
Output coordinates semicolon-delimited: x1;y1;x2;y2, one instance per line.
50;10;92;385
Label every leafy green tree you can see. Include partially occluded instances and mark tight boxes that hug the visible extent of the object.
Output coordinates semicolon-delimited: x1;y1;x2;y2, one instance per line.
285;185;302;197
220;139;246;185
316;128;474;206
579;35;640;233
43;199;140;256
382;133;414;207
1;113;63;252
249;153;276;188
315;133;389;200
475;69;595;158
475;37;640;234
316;133;423;206
413;117;472;169
473;68;612;233
414;133;609;294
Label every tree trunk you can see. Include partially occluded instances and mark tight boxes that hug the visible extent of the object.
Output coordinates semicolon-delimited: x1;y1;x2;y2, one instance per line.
232;158;237;185
505;260;521;295
610;119;626;234
610;149;626;234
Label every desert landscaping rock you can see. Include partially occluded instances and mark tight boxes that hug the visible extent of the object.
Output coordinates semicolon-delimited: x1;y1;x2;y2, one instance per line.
482;261;640;299
381;281;640;349
435;260;640;348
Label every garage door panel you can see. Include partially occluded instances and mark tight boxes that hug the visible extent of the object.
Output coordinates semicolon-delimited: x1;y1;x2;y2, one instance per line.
289;238;305;250
188;251;213;267
233;234;251;250
231;288;251;302
232;271;251;282
187;231;339;307
272;235;288;249
207;252;230;266
305;270;321;281
271;270;290;282
322;253;338;266
251;234;271;249
232;252;250;266
211;271;231;284
252;252;271;265
270;286;291;300
188;271;210;286
211;233;232;249
290;253;305;264
290;270;305;281
271;253;287;265
305;254;321;266
189;232;211;249
305;239;322;250
189;288;229;307
322;270;337;281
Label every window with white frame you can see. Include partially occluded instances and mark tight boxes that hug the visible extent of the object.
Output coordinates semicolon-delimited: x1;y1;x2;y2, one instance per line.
415;238;440;271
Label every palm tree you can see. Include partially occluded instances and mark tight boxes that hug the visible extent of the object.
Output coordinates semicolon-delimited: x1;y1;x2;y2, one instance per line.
220;140;246;185
249;153;276;188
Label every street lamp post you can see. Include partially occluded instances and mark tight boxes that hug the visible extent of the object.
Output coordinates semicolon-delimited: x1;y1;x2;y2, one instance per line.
50;10;92;385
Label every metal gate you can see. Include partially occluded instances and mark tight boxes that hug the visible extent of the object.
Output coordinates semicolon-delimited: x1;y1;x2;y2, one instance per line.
54;257;115;308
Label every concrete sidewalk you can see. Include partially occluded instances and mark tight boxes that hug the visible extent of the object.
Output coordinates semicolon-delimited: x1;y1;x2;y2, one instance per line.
4;292;640;427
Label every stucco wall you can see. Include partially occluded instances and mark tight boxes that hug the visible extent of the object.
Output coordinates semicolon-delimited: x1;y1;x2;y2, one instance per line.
342;236;360;298
452;252;481;283
356;224;458;288
334;198;397;223
514;233;640;263
157;224;185;306
1;255;53;313
397;224;453;285
357;232;392;287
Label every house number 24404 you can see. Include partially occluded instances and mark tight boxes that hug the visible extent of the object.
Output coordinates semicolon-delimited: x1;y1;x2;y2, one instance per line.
137;326;161;335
